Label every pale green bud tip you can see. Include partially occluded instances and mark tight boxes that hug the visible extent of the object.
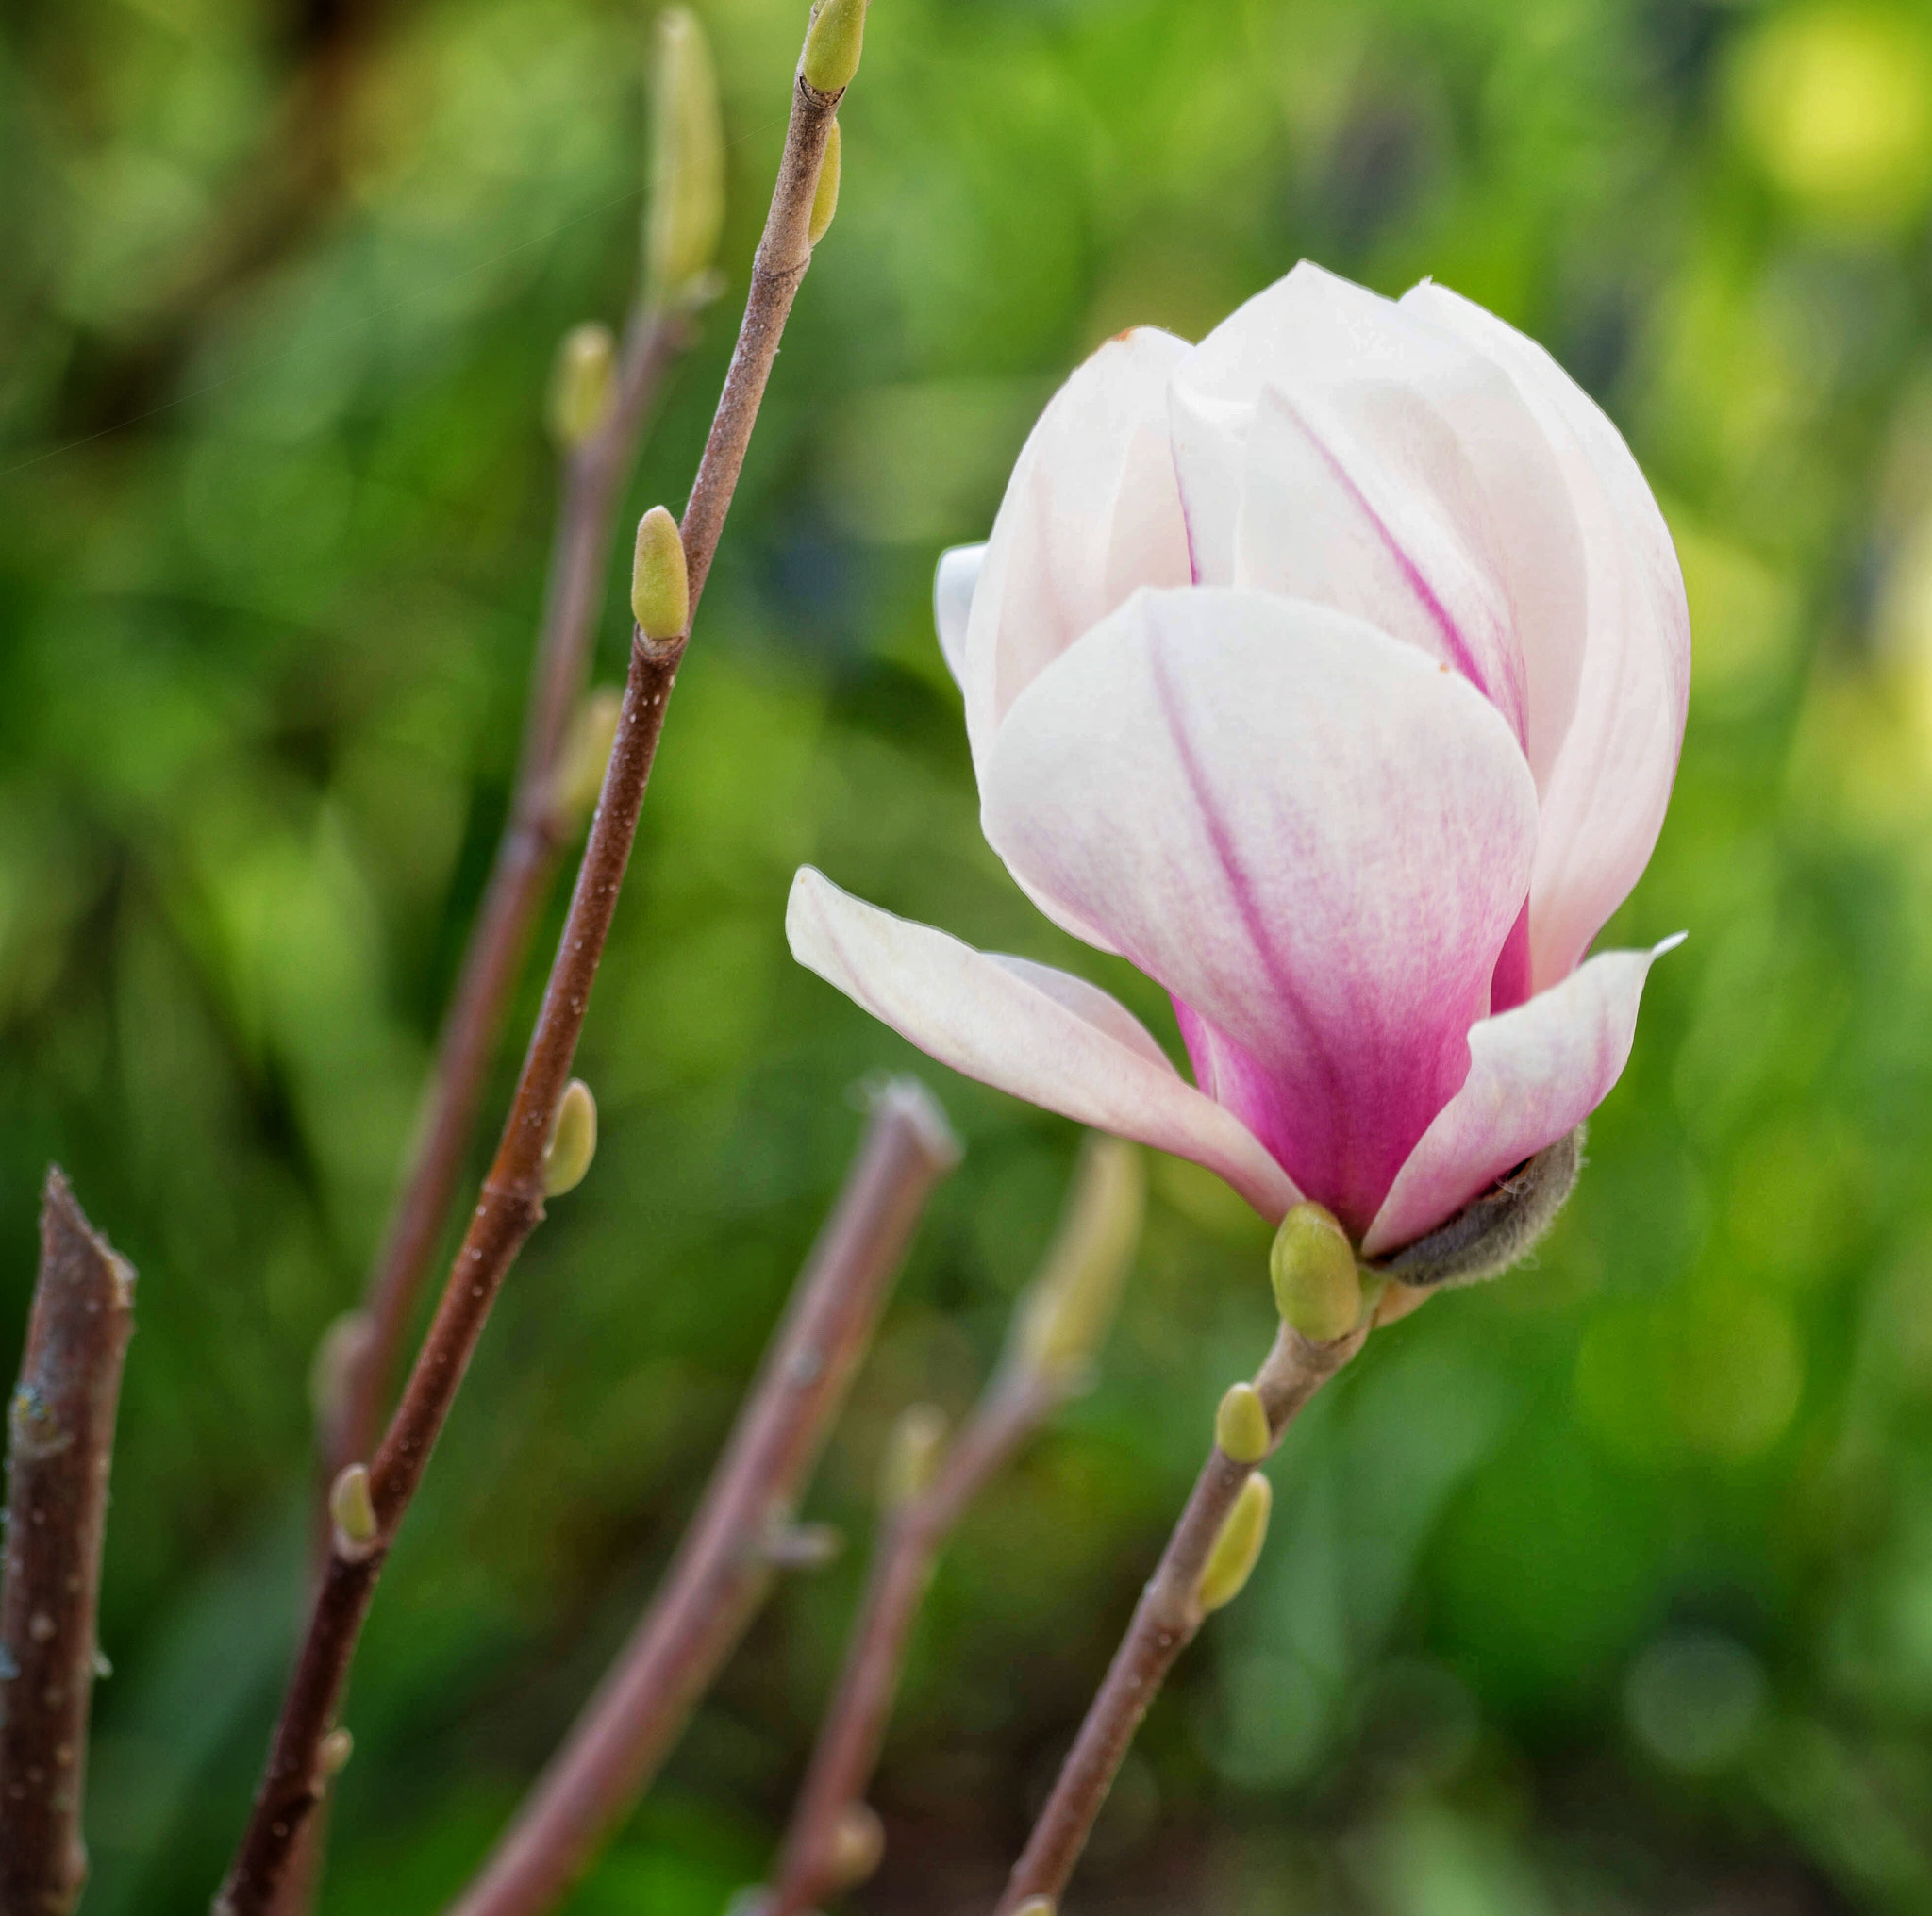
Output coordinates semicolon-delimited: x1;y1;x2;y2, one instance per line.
542;1079;598;1197
1014;1900;1057;1916
546;322;615;449
318;1726;354;1778
647;8;725;300
631;505;690;639
1015;1135;1146;1378
880;1402;948;1510
824;1802;885;1891
1215;1381;1270;1465
1195;1472;1273;1614
1269;1202;1361;1342
554;687;625;823
802;0;866;93
330;1463;378;1555
809;120;842;247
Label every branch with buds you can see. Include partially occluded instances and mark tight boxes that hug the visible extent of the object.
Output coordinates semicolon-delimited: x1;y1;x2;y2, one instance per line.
762;1135;1146;1916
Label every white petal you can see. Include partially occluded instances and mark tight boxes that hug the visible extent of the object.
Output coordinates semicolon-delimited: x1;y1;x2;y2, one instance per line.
933;544;984;690
786;867;1299;1218
1363;934;1683;1258
1401;281;1690;986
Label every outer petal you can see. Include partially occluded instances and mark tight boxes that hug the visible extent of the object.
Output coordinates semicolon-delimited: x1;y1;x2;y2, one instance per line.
933;543;984;690
981;587;1540;1235
1401;281;1690;986
786;867;1300;1218
1362;934;1684;1257
961;327;1192;776
1173;262;1588;791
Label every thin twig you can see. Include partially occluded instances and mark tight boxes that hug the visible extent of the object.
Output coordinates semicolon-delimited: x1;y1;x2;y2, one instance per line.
765;1365;1060;1916
329;305;689;1480
441;1081;958;1916
992;1318;1371;1916
218;47;850;1909
0;1168;138;1916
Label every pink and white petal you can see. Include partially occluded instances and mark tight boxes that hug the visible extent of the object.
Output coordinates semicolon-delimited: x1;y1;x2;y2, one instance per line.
1236;382;1526;745
786;867;1300;1219
1362;934;1684;1258
933;543;984;690
1401;282;1690;985
961;327;1192;776
981;587;1539;1235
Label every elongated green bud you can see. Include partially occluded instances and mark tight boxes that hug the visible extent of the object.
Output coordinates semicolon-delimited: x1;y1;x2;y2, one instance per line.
546;322;615;449
631;505;690;639
1215;1381;1270;1465
318;1727;355;1778
647;8;725;301
542;1079;598;1196
809;119;842;246
880;1402;948;1510
1195;1472;1272;1614
1014;1135;1145;1380
330;1462;378;1559
1270;1202;1361;1342
553;687;625;824
802;0;866;93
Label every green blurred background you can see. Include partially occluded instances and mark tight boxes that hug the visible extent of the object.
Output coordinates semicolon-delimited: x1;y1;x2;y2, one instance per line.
5;0;1932;1908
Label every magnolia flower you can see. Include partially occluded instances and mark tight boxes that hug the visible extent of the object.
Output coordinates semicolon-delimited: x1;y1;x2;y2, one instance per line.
789;264;1689;1258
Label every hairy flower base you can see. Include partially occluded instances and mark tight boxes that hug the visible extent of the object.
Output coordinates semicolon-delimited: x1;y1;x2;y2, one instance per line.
1366;1126;1583;1290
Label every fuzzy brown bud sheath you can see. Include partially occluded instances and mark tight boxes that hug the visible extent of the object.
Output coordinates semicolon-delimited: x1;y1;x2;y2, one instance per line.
0;1170;137;1916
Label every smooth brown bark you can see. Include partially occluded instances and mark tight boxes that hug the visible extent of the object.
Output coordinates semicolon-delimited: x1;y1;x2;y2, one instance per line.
0;1169;137;1916
444;1082;958;1916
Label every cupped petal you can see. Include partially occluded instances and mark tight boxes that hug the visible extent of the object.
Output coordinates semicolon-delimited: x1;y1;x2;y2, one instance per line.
961;327;1192;775
1401;281;1690;986
981;586;1540;1235
933;543;984;690
786;866;1300;1218
1362;933;1684;1258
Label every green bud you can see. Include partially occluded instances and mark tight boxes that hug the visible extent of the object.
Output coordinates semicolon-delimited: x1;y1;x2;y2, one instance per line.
308;1308;373;1433
631;505;690;640
802;0;866;93
824;1802;885;1890
318;1726;355;1778
1013;1900;1056;1916
546;322;615;449
330;1462;378;1558
1269;1202;1361;1342
1195;1472;1272;1615
542;1079;598;1197
809;119;842;246
1214;1381;1270;1465
880;1402;948;1511
1013;1135;1145;1380
553;686;625;824
646;8;725;301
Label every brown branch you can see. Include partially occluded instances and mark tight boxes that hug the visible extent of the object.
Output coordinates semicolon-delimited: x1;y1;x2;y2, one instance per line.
991;1318;1370;1916
443;1081;958;1916
218;43;853;1908
0;1169;138;1916
765;1365;1060;1916
327;304;689;1481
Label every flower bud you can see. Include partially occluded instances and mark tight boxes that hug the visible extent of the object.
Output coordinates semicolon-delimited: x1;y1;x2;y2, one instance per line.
308;1308;373;1434
824;1802;885;1891
631;505;690;640
1014;1897;1056;1915
880;1402;948;1511
1195;1472;1272;1615
318;1726;354;1778
809;120;842;246
1013;1135;1145;1381
330;1463;378;1560
546;322;615;449
802;0;866;93
1269;1202;1360;1342
551;687;625;825
646;8;725;302
542;1079;598;1197
1214;1381;1270;1465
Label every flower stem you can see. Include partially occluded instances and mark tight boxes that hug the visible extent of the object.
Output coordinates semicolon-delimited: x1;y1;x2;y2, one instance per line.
0;1169;137;1916
443;1080;958;1916
991;1317;1369;1916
